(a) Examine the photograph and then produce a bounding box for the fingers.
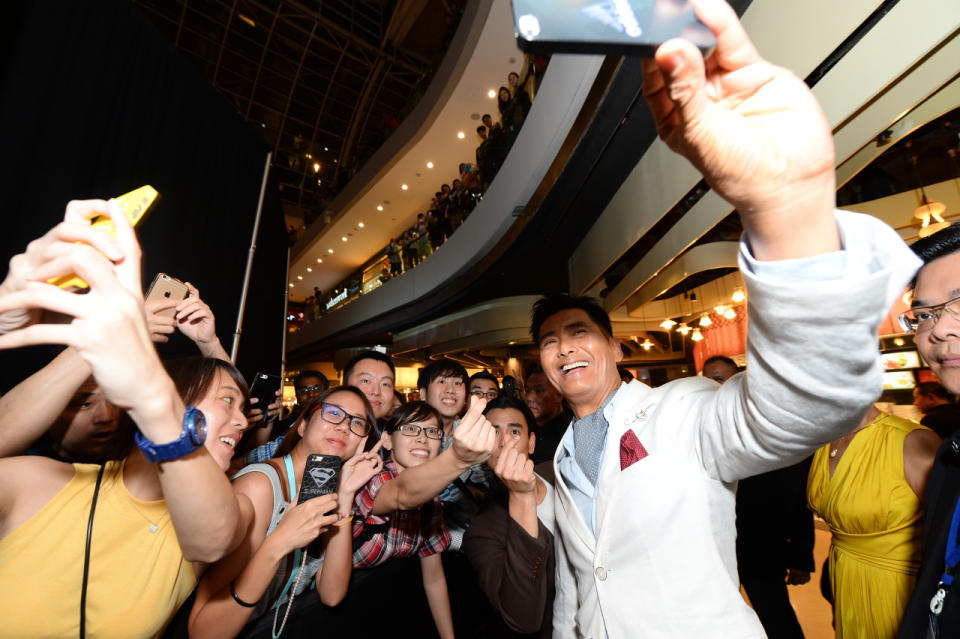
[104,199,143,293]
[689,0,761,70]
[0,322,80,351]
[367,439,384,456]
[652,37,709,133]
[0,282,93,319]
[145,298,178,314]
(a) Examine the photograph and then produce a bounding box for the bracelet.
[230,579,258,608]
[332,513,353,527]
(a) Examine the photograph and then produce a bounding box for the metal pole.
[231,151,272,362]
[280,246,291,381]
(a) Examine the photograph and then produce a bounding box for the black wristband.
[230,579,257,608]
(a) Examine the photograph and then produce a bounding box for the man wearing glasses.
[294,370,329,406]
[898,224,960,637]
[468,371,500,402]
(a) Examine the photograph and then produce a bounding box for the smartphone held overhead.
[145,273,189,318]
[48,185,160,289]
[511,0,715,56]
[249,373,282,423]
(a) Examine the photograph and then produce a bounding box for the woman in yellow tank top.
[0,201,251,638]
[807,405,940,638]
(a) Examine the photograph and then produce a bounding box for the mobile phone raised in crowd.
[297,454,343,504]
[510,0,716,57]
[49,185,160,289]
[248,373,282,423]
[145,273,189,318]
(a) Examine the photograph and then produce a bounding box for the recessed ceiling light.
[488,89,496,98]
[358,222,364,228]
[401,184,408,191]
[323,147,329,151]
[377,205,383,211]
[289,283,294,287]
[426,161,434,169]
[297,275,303,280]
[457,131,465,139]
[341,236,348,242]
[313,162,320,173]
[306,267,312,272]
[328,248,334,254]
[317,258,322,263]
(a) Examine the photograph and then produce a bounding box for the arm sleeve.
[696,211,923,482]
[463,498,554,634]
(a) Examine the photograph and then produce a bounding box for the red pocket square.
[620,430,648,470]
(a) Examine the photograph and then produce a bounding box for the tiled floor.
[790,522,834,639]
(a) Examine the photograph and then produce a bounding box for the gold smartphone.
[145,273,189,318]
[49,185,159,289]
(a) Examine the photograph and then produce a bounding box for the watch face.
[189,407,208,445]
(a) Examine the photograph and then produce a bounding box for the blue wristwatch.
[135,406,207,463]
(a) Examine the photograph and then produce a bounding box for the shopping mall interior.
[2,0,959,637]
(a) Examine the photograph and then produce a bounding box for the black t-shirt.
[923,404,960,440]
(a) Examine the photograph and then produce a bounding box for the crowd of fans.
[6,5,960,639]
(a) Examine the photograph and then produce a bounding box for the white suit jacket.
[551,211,921,639]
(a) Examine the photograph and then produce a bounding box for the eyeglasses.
[898,296,960,333]
[307,402,370,437]
[396,423,443,440]
[470,389,499,400]
[298,384,324,396]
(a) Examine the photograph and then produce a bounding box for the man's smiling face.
[912,251,960,394]
[538,308,623,418]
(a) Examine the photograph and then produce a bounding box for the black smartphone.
[248,373,281,423]
[297,454,343,504]
[511,0,716,57]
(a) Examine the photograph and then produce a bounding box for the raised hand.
[493,436,536,496]
[175,282,216,344]
[339,439,385,498]
[451,395,496,467]
[272,492,340,552]
[641,0,838,260]
[0,200,179,435]
[144,298,177,343]
[246,390,282,428]
[0,200,124,334]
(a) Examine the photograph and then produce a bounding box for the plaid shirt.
[351,458,451,568]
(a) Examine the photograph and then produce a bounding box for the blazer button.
[595,566,607,581]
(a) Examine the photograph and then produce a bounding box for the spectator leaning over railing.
[0,199,246,637]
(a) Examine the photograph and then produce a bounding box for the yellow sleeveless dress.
[807,414,927,639]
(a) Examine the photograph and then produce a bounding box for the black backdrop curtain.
[0,1,288,392]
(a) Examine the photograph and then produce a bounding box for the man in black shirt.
[915,380,960,439]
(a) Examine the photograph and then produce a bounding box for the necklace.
[122,481,166,533]
[829,414,883,458]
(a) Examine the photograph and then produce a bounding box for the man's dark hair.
[483,395,539,435]
[916,381,952,401]
[382,400,441,434]
[469,370,499,389]
[275,385,378,457]
[294,369,328,391]
[417,359,468,390]
[530,294,614,346]
[508,71,519,81]
[703,355,738,373]
[910,222,960,284]
[476,125,486,134]
[343,350,395,384]
[524,364,546,382]
[482,113,492,121]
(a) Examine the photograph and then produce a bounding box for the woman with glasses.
[188,386,383,639]
[347,401,455,639]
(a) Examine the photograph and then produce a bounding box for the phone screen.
[512,0,715,56]
[298,454,343,504]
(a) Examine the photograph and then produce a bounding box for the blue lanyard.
[943,496,960,586]
[272,455,302,608]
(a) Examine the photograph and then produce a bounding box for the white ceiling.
[288,1,525,298]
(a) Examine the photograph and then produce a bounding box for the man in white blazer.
[536,0,923,637]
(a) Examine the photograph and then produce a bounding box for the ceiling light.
[691,328,704,342]
[401,184,408,191]
[341,236,348,242]
[313,162,320,173]
[426,161,434,169]
[306,267,312,272]
[377,205,383,211]
[641,338,654,351]
[289,283,294,287]
[731,287,745,303]
[659,318,677,331]
[328,249,334,254]
[317,258,323,263]
[358,222,364,228]
[488,89,496,98]
[297,276,303,280]
[699,314,712,327]
[676,323,691,336]
[915,193,949,238]
[723,307,736,320]
[457,131,465,139]
[238,14,256,27]
[323,147,329,152]
[714,305,727,315]
[893,337,905,346]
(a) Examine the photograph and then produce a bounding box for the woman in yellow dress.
[807,405,940,638]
